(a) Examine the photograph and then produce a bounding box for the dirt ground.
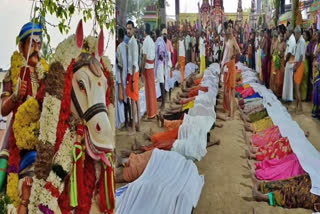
[116,86,320,214]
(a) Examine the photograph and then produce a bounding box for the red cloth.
[252,125,282,148]
[142,127,180,151]
[144,68,158,118]
[255,153,305,181]
[256,137,292,161]
[127,72,139,101]
[187,86,208,98]
[240,87,255,98]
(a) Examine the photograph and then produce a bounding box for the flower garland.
[36,58,50,80]
[38,95,61,145]
[100,58,114,107]
[29,59,74,212]
[28,129,76,213]
[10,51,26,92]
[12,97,40,150]
[54,59,74,152]
[7,126,21,208]
[7,51,48,208]
[52,35,81,70]
[6,173,19,208]
[10,51,48,93]
[75,153,95,214]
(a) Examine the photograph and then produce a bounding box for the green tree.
[127,0,153,28]
[291,0,299,28]
[41,39,53,63]
[273,0,280,26]
[33,0,115,46]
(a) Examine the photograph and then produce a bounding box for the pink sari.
[240,87,255,98]
[252,125,282,147]
[255,153,305,181]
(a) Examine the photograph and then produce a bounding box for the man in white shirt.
[116,28,129,128]
[127,20,141,135]
[141,23,158,119]
[282,25,296,103]
[185,31,191,63]
[293,26,306,113]
[191,31,197,63]
[178,31,186,83]
[199,31,206,74]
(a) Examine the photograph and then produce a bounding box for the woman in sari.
[270,30,279,93]
[276,32,286,97]
[247,137,292,161]
[252,174,320,211]
[312,60,320,119]
[301,30,311,101]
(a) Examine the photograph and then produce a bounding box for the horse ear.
[98,29,104,57]
[76,20,84,49]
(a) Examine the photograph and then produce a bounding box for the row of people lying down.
[115,67,224,183]
[235,83,320,211]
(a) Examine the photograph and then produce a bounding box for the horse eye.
[78,80,86,90]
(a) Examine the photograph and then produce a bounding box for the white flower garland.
[38,94,61,145]
[102,56,112,74]
[29,129,75,212]
[52,35,81,70]
[53,129,75,171]
[28,177,45,213]
[35,58,49,80]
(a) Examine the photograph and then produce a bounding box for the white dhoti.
[156,62,165,84]
[282,63,294,101]
[165,52,174,92]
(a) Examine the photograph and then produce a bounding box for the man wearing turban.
[0,21,44,213]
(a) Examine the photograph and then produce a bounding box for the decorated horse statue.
[3,20,115,214]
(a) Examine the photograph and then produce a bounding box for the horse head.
[53,20,115,162]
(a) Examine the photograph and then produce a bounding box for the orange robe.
[179,56,186,83]
[144,66,158,118]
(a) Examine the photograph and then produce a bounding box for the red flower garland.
[44,182,60,198]
[99,154,115,214]
[8,128,20,170]
[75,153,96,214]
[58,175,72,214]
[100,59,114,107]
[55,59,74,152]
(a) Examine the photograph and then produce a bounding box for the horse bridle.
[71,59,108,123]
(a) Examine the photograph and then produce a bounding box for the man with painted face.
[1,22,42,116]
[0,21,44,214]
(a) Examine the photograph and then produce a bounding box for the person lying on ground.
[246,137,292,161]
[247,155,305,182]
[115,134,221,183]
[251,173,320,211]
[129,119,223,152]
[243,116,274,133]
[239,106,268,123]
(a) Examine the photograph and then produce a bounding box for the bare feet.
[128,128,136,136]
[252,185,269,202]
[249,145,258,154]
[206,139,221,148]
[305,131,310,138]
[115,168,126,183]
[132,137,142,151]
[120,150,132,158]
[247,159,256,170]
[216,123,224,128]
